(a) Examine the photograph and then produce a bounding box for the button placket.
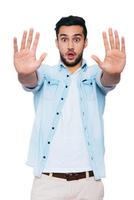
[42,80,70,165]
[45,77,70,162]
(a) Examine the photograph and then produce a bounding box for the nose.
[68,39,74,49]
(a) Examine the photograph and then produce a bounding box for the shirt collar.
[58,59,88,72]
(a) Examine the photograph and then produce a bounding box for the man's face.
[56,25,87,68]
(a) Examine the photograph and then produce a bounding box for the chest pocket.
[82,78,95,100]
[44,78,59,100]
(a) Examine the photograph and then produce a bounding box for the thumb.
[36,53,47,68]
[91,55,103,68]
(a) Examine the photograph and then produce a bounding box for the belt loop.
[86,171,89,178]
[49,173,53,177]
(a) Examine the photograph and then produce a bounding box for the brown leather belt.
[42,171,94,181]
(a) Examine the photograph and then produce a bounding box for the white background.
[0,0,133,199]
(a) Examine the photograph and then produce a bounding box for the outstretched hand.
[13,28,47,75]
[91,28,126,75]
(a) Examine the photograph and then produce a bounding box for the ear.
[84,38,88,48]
[55,38,59,49]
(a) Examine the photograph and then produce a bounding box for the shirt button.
[61,98,64,100]
[48,141,50,144]
[91,156,93,160]
[65,85,68,88]
[56,112,59,115]
[83,112,84,115]
[52,127,55,130]
[67,75,69,77]
[88,142,90,146]
[43,156,46,159]
[48,81,50,84]
[90,82,93,85]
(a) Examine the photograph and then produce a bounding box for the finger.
[26,28,34,49]
[102,31,110,52]
[13,37,18,54]
[20,31,27,50]
[121,37,126,53]
[39,53,47,63]
[109,28,115,49]
[36,53,47,67]
[114,30,120,49]
[91,55,103,67]
[32,32,40,52]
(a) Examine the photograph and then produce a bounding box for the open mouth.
[66,52,76,60]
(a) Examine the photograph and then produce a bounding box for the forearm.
[101,72,121,87]
[18,71,38,88]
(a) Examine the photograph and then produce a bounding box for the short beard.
[60,52,83,67]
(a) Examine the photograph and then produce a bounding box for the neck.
[66,61,82,73]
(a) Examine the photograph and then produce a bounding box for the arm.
[101,72,120,87]
[18,72,38,88]
[13,28,47,88]
[92,28,126,87]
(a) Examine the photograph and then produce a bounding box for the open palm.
[92,28,126,75]
[14,29,46,75]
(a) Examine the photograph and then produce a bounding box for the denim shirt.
[24,61,115,180]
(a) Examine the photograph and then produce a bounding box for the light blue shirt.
[24,60,115,180]
[44,67,92,172]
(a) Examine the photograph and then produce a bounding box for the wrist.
[18,71,38,87]
[101,71,121,86]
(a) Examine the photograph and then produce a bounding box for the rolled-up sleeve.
[23,65,46,93]
[95,66,115,95]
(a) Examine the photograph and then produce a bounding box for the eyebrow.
[59,33,83,37]
[59,34,67,37]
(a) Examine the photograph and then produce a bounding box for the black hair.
[55,15,87,40]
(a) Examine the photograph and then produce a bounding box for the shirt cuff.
[96,70,116,94]
[22,69,44,93]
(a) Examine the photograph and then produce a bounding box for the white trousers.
[31,174,104,200]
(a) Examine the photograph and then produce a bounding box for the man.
[13,16,126,200]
